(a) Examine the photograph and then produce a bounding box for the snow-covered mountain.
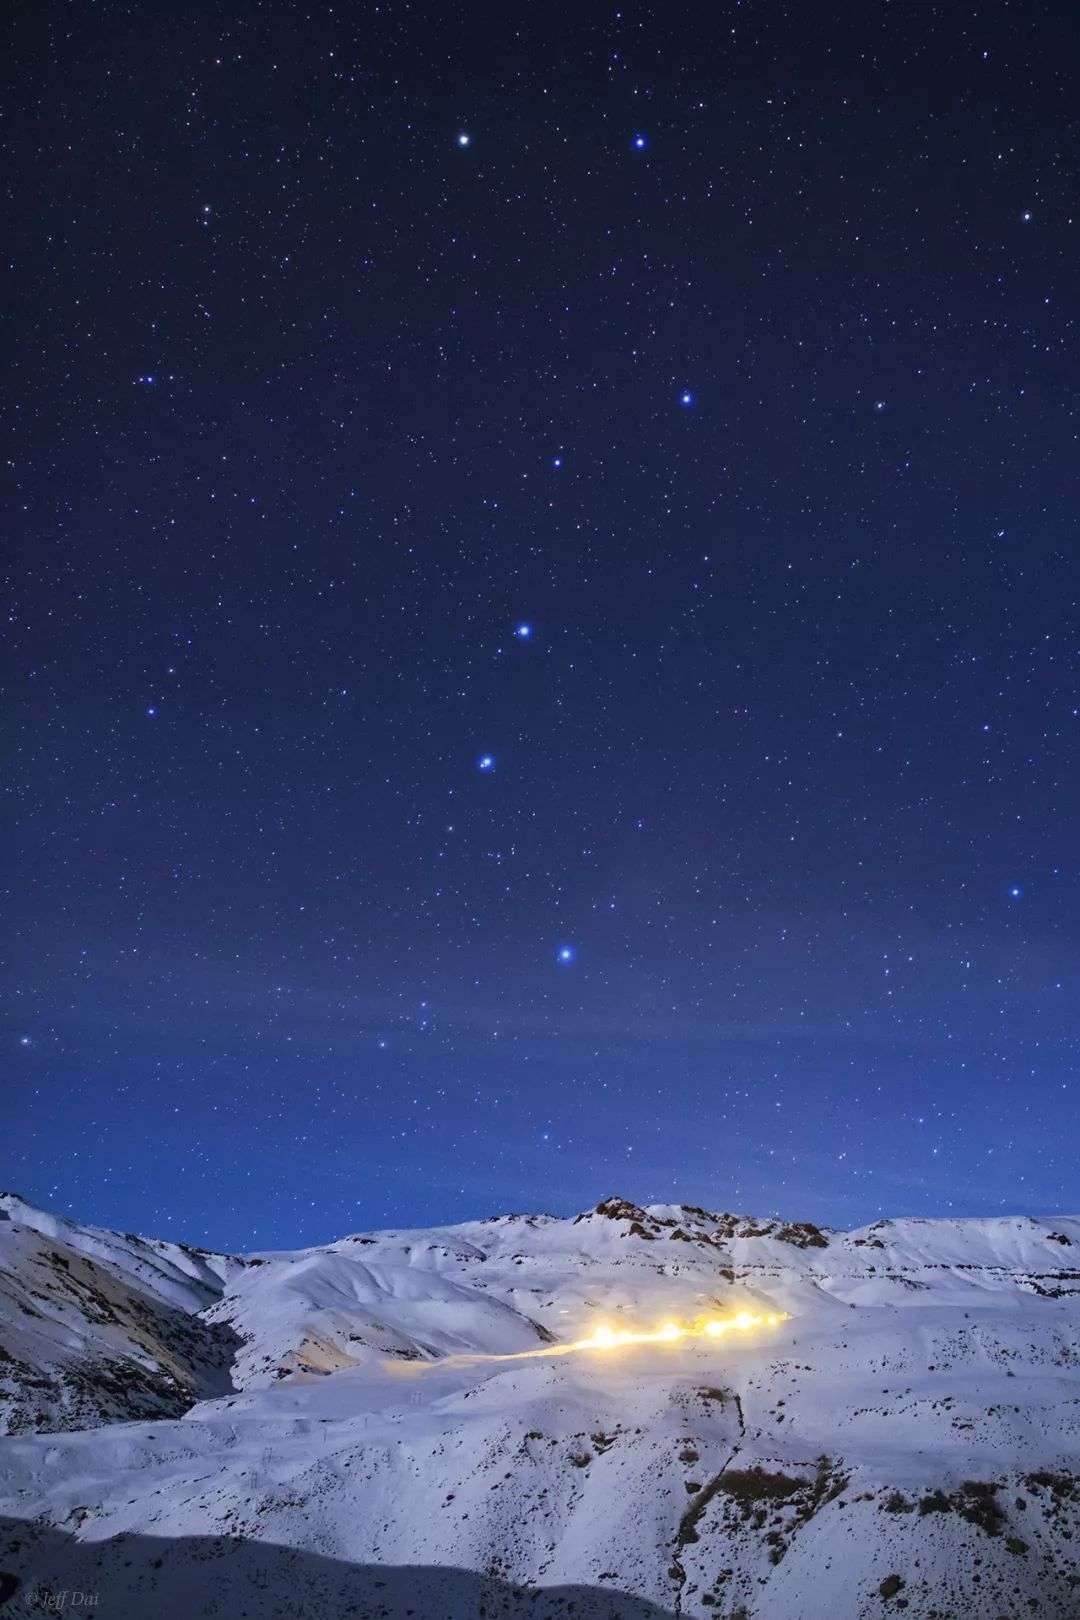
[1,1191,1078,1618]
[0,1193,241,1434]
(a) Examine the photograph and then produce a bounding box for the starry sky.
[6,2,1080,1251]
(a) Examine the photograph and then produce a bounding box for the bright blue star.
[478,754,495,772]
[557,946,575,963]
[514,624,532,639]
[456,131,471,148]
[679,390,694,407]
[146,706,157,716]
[1009,886,1022,899]
[552,455,563,468]
[632,134,648,150]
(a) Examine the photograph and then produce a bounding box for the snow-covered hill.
[1,1193,1079,1618]
[0,1193,240,1433]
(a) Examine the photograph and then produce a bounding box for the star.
[552,455,563,468]
[515,623,532,639]
[557,946,575,963]
[456,132,471,148]
[1009,886,1022,899]
[477,754,495,771]
[679,390,694,407]
[632,134,648,150]
[146,706,157,716]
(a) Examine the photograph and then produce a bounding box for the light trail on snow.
[400,1310,790,1371]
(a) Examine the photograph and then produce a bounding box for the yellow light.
[574,1312,785,1354]
[407,1309,789,1371]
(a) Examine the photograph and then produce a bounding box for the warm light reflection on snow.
[573,1310,787,1353]
[403,1310,789,1371]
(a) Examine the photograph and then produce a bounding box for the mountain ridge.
[2,1193,1079,1617]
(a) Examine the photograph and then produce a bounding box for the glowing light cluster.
[396,1308,789,1373]
[576,1310,786,1353]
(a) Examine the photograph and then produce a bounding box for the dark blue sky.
[6,1,1079,1250]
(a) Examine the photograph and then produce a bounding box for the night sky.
[6,3,1079,1251]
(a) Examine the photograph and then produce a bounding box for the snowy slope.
[0,1193,240,1433]
[208,1197,1080,1391]
[1,1194,1079,1619]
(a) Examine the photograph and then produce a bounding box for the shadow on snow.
[0,1516,679,1619]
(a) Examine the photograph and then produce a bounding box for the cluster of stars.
[6,0,1077,1247]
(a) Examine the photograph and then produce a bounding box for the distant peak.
[591,1196,649,1223]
